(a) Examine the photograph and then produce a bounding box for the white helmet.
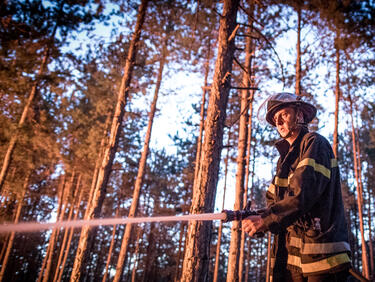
[264,92,317,126]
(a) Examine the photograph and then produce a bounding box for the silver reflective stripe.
[289,237,350,255]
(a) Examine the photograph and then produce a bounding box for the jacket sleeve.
[261,133,334,234]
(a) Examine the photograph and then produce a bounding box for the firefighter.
[243,93,351,281]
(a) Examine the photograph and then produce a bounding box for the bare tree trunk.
[0,173,29,281]
[0,20,58,192]
[348,95,370,279]
[180,2,239,280]
[193,37,212,186]
[0,48,49,191]
[86,115,111,213]
[102,208,119,282]
[69,2,149,281]
[142,223,155,282]
[238,5,256,279]
[174,223,187,282]
[332,30,340,158]
[131,226,142,282]
[37,175,66,282]
[295,5,301,96]
[113,24,166,282]
[42,172,72,282]
[226,42,251,282]
[213,131,232,282]
[53,174,81,282]
[57,181,84,282]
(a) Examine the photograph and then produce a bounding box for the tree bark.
[295,5,302,96]
[69,1,149,281]
[113,21,166,282]
[348,95,370,279]
[213,130,232,282]
[180,3,239,280]
[0,47,50,192]
[57,182,84,282]
[130,226,142,282]
[174,223,187,282]
[228,6,256,279]
[193,37,212,186]
[53,174,81,282]
[0,173,29,281]
[332,30,340,158]
[102,207,119,282]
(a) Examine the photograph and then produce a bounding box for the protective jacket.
[260,127,351,281]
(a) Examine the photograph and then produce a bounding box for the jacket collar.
[275,127,309,158]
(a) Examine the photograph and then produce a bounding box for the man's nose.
[276,116,284,125]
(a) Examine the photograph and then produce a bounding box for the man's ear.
[296,110,304,123]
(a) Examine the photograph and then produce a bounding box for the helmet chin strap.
[280,117,305,140]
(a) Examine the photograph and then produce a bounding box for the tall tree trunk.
[142,223,155,282]
[295,5,302,96]
[69,2,149,281]
[86,115,111,214]
[174,223,187,282]
[0,20,58,192]
[213,130,232,282]
[180,2,239,280]
[113,25,166,282]
[348,95,370,279]
[42,172,72,282]
[57,182,84,282]
[0,48,49,192]
[332,30,340,158]
[226,28,252,282]
[0,173,29,281]
[53,174,81,282]
[37,175,66,282]
[102,207,119,282]
[130,226,142,282]
[238,5,256,279]
[193,37,212,186]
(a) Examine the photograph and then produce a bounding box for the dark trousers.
[285,269,350,282]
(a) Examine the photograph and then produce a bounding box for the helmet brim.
[266,101,317,126]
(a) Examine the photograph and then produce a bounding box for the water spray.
[0,205,259,234]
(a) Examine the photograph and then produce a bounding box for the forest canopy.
[0,0,374,281]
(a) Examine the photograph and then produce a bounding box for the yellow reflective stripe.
[267,183,276,195]
[289,237,351,254]
[301,253,351,273]
[287,254,301,268]
[296,158,331,179]
[275,176,288,187]
[288,253,351,274]
[289,237,302,249]
[331,158,338,168]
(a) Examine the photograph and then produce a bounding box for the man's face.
[273,107,297,138]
